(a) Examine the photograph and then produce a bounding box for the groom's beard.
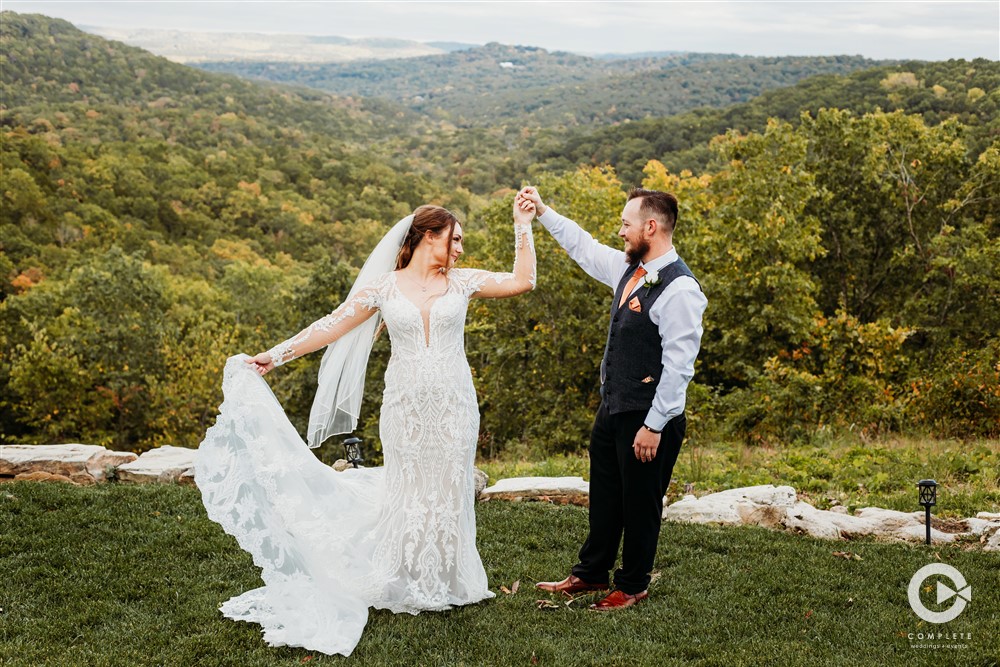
[625,236,651,265]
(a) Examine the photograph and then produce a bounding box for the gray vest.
[600,258,699,415]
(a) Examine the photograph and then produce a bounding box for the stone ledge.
[480,476,590,506]
[663,484,1000,549]
[117,445,196,486]
[0,444,137,485]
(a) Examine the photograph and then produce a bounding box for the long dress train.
[195,267,518,656]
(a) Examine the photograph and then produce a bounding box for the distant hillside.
[81,26,455,63]
[458,54,886,127]
[531,58,1000,183]
[0,12,423,139]
[197,46,887,127]
[0,11,454,266]
[197,42,655,99]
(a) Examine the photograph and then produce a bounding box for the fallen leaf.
[511,580,520,594]
[530,652,539,665]
[500,585,511,595]
[300,656,313,663]
[805,610,813,619]
[536,599,560,610]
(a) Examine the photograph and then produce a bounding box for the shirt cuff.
[538,207,560,226]
[644,407,670,433]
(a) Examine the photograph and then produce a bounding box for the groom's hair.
[627,188,678,234]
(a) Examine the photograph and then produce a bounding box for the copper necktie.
[618,266,647,307]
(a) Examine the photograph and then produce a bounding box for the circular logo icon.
[908,563,972,624]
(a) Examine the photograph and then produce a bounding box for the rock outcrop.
[479,476,590,506]
[663,484,1000,547]
[0,444,137,485]
[116,445,197,486]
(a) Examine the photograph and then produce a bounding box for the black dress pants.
[571,401,685,594]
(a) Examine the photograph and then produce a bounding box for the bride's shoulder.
[447,267,484,283]
[368,271,395,288]
[447,267,490,295]
[354,272,394,301]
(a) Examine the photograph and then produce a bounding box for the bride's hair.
[395,205,459,270]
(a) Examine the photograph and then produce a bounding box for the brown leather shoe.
[535,575,609,594]
[589,589,648,610]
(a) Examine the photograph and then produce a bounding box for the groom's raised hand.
[517,186,547,216]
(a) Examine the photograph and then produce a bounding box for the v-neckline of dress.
[391,271,449,348]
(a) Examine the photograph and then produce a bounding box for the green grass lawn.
[479,436,1000,518]
[1,481,998,666]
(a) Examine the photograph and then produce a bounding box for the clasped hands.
[515,186,547,218]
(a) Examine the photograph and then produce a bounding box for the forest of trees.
[2,12,997,458]
[198,46,884,127]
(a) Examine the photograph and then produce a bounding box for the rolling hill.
[197,46,887,127]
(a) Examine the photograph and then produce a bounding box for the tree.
[6,247,168,448]
[466,167,626,454]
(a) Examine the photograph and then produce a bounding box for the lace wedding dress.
[195,244,533,656]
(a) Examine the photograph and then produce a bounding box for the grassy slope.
[2,482,997,666]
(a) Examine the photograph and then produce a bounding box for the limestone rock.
[663,484,964,544]
[116,446,196,485]
[966,517,1000,536]
[331,459,353,472]
[480,476,589,506]
[0,444,137,484]
[13,471,80,485]
[979,523,1000,551]
[473,468,489,499]
[783,501,852,539]
[663,484,797,527]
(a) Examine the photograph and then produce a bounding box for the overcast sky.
[6,1,999,60]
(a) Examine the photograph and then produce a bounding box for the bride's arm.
[467,200,537,299]
[246,284,381,374]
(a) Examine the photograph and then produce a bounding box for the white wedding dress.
[195,266,526,656]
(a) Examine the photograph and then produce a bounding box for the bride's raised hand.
[513,196,535,225]
[245,352,275,376]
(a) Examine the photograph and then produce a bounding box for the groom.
[517,185,706,610]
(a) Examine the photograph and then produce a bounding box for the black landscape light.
[918,479,937,545]
[343,437,364,469]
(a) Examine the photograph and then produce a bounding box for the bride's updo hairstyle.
[395,205,459,271]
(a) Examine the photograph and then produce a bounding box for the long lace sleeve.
[267,284,383,367]
[454,222,536,299]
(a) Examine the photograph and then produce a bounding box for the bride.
[195,199,536,656]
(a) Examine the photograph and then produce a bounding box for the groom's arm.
[645,279,707,430]
[537,208,627,289]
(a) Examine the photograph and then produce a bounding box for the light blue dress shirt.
[538,207,707,431]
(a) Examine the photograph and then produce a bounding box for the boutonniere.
[642,269,661,293]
